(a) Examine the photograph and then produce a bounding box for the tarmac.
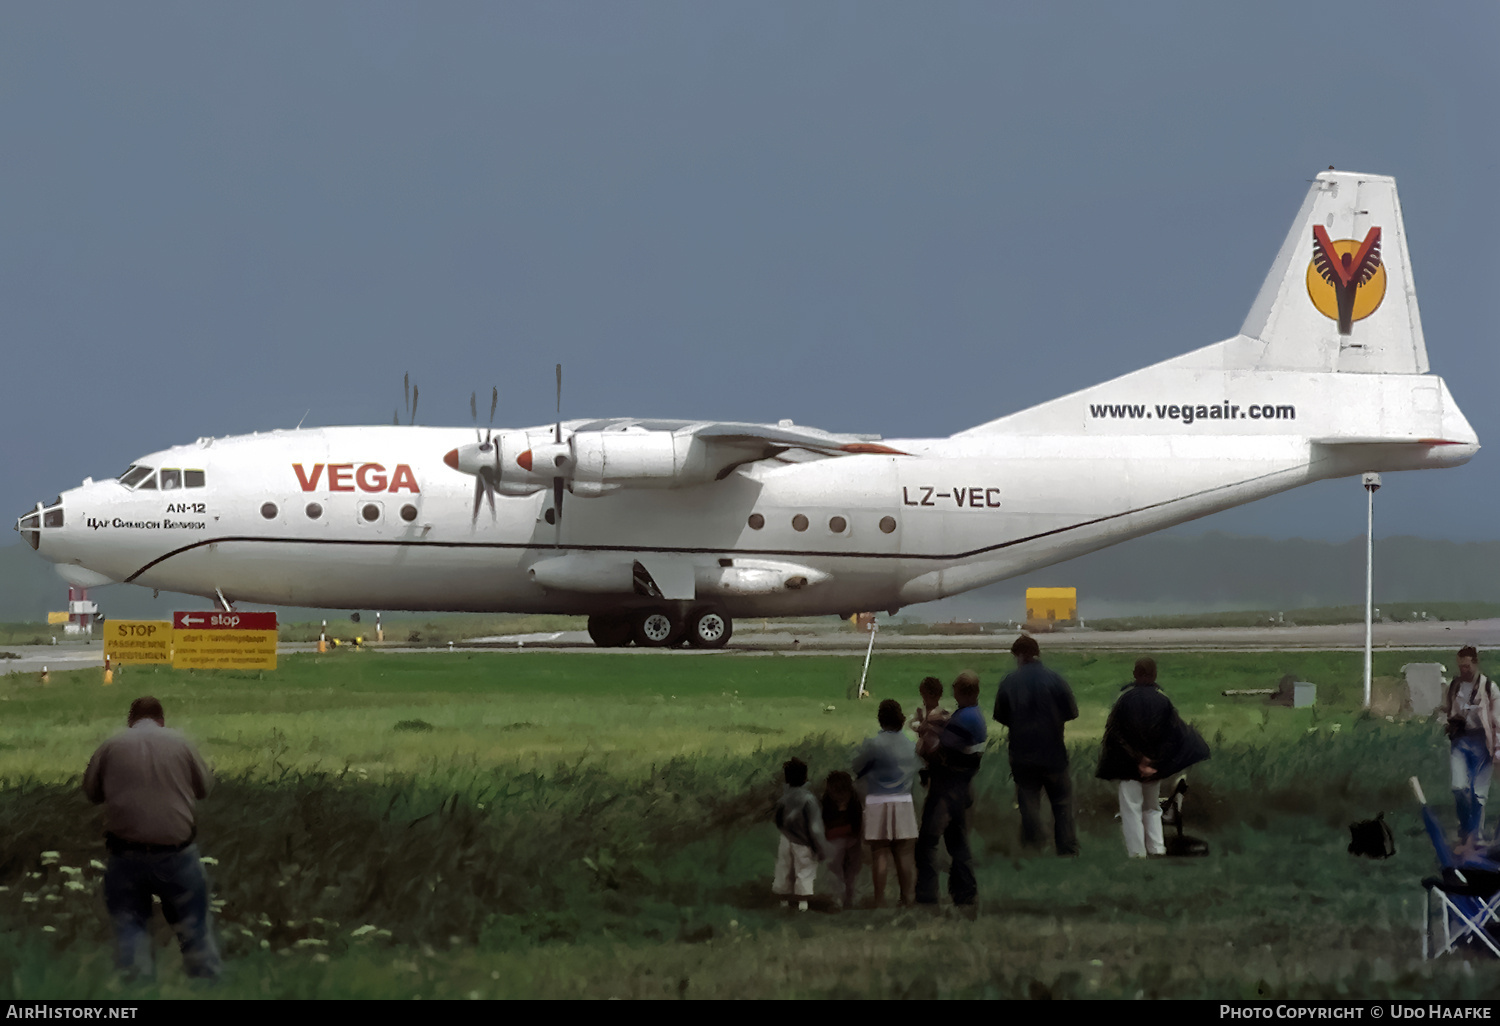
[5,619,1495,675]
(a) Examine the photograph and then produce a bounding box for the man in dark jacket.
[994,635,1080,855]
[1096,657,1211,857]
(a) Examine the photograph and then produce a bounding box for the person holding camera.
[1445,646,1500,843]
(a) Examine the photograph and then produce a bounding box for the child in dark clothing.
[821,771,863,909]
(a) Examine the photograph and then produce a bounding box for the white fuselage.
[19,172,1481,623]
[27,393,1476,618]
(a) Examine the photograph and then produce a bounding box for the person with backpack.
[1444,646,1500,843]
[1095,657,1210,858]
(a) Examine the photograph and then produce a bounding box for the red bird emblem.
[1311,225,1382,335]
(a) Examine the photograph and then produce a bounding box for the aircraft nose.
[16,506,41,550]
[15,497,63,551]
[444,448,460,471]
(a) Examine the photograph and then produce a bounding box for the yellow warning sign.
[103,620,174,664]
[172,629,277,670]
[47,611,70,625]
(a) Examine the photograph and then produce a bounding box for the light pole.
[1363,472,1382,710]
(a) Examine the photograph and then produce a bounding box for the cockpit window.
[137,471,157,490]
[118,465,153,488]
[43,508,63,528]
[185,469,205,488]
[160,469,181,490]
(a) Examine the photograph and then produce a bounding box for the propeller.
[397,373,419,426]
[469,386,501,526]
[552,364,564,535]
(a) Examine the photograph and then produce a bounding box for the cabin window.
[879,516,897,534]
[828,516,847,534]
[118,465,152,488]
[261,502,278,519]
[185,469,206,488]
[159,469,182,490]
[361,502,382,523]
[400,504,418,523]
[747,513,764,530]
[305,502,323,520]
[792,514,809,532]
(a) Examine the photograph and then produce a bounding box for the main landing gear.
[586,606,733,649]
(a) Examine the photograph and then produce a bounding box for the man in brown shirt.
[83,696,220,980]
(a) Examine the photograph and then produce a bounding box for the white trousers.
[772,836,818,896]
[1118,780,1165,858]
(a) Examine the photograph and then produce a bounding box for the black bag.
[1159,778,1210,857]
[1348,812,1395,858]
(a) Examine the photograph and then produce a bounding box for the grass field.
[2,646,1496,999]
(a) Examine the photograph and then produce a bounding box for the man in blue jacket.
[916,671,987,907]
[994,635,1080,856]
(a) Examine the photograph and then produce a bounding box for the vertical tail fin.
[1239,171,1428,374]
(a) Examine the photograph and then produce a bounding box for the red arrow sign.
[173,612,278,631]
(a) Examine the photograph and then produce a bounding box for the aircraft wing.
[687,421,906,456]
[446,418,908,501]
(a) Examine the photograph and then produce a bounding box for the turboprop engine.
[446,427,774,498]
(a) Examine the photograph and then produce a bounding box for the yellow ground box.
[103,620,174,664]
[47,611,70,625]
[173,629,277,670]
[1025,587,1077,622]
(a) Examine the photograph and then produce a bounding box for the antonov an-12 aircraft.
[16,171,1479,648]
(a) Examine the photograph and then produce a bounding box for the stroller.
[1412,777,1500,959]
[1159,777,1209,856]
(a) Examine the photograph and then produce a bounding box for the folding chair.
[1412,777,1500,959]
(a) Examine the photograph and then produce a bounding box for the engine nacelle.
[570,431,700,486]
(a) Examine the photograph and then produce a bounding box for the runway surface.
[5,619,1495,675]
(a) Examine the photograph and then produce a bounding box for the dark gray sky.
[4,2,1497,543]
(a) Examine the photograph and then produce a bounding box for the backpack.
[1348,812,1395,858]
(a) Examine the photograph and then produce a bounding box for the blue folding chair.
[1413,777,1500,959]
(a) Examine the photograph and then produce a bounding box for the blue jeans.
[915,772,976,905]
[1451,734,1493,841]
[103,843,221,979]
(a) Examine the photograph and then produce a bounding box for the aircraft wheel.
[633,608,680,648]
[685,608,732,649]
[587,614,633,648]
